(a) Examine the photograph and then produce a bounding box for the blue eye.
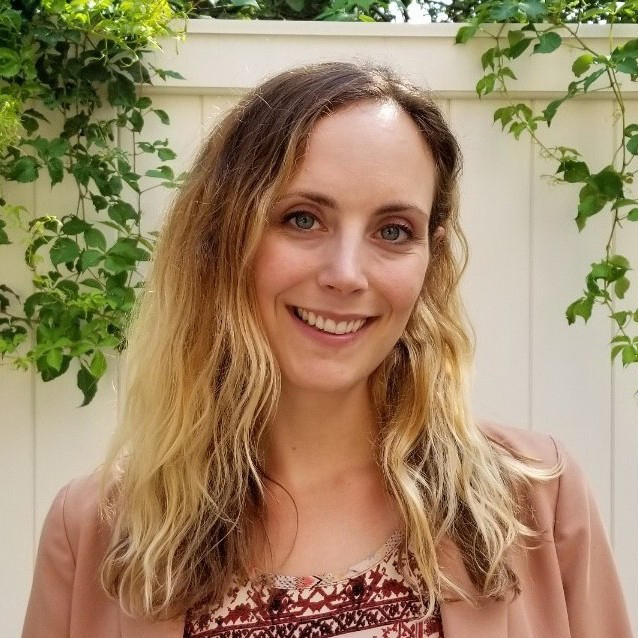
[379,223,413,242]
[283,212,316,230]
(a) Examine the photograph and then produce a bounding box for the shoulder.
[477,420,597,531]
[477,419,560,469]
[44,470,112,557]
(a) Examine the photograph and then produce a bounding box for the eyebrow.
[278,190,430,220]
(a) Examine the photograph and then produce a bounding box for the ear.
[433,225,445,241]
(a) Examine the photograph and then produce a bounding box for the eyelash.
[281,211,415,243]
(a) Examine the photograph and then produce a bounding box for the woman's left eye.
[378,223,414,243]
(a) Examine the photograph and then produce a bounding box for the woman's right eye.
[282,211,317,231]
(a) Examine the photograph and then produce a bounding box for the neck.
[263,379,379,489]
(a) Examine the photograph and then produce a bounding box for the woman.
[22,62,632,638]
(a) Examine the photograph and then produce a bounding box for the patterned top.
[184,531,444,638]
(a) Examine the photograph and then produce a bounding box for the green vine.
[0,0,188,405]
[456,0,638,383]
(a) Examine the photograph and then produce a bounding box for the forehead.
[283,100,435,208]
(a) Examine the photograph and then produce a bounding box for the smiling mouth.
[291,306,370,335]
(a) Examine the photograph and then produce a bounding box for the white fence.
[1,20,637,635]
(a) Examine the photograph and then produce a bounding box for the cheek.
[252,236,309,309]
[375,257,428,317]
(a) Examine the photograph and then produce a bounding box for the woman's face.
[253,100,438,394]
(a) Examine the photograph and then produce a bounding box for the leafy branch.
[0,0,188,405]
[456,0,638,381]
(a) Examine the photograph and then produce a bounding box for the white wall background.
[1,21,637,636]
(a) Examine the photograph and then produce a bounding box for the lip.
[287,306,374,344]
[287,305,372,323]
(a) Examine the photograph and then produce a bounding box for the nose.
[316,232,369,294]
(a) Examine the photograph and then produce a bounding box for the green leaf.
[62,216,92,235]
[621,345,638,365]
[108,201,138,225]
[46,158,64,186]
[129,110,144,133]
[591,170,623,198]
[520,0,546,20]
[611,344,625,362]
[152,109,170,125]
[508,29,525,46]
[24,292,49,319]
[154,68,185,81]
[64,113,89,137]
[627,136,638,155]
[628,208,638,221]
[84,228,107,251]
[533,32,561,54]
[612,198,638,210]
[109,238,149,262]
[0,220,9,246]
[481,47,497,70]
[90,194,108,211]
[615,276,630,299]
[46,349,64,372]
[145,166,174,180]
[79,278,104,290]
[48,137,69,158]
[455,25,477,45]
[77,365,98,406]
[90,350,107,378]
[494,106,515,129]
[543,98,565,125]
[490,2,518,20]
[109,176,123,196]
[507,38,532,60]
[612,311,629,327]
[55,280,79,298]
[609,254,631,269]
[136,96,152,109]
[559,160,589,183]
[476,74,496,97]
[21,115,39,134]
[108,73,137,108]
[566,295,594,324]
[10,157,39,183]
[50,237,80,265]
[583,68,605,92]
[591,262,613,280]
[0,47,21,77]
[157,148,177,161]
[499,66,517,80]
[617,58,638,74]
[286,0,305,10]
[80,249,103,270]
[573,54,594,77]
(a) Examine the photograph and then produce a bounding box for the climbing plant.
[0,0,187,405]
[456,0,638,380]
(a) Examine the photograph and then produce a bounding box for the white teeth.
[294,307,367,335]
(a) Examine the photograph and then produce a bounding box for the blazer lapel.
[437,537,508,638]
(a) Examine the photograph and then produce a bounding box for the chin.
[282,365,369,395]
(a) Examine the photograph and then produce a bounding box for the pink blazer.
[22,423,633,638]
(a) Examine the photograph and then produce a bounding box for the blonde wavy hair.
[100,61,559,620]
